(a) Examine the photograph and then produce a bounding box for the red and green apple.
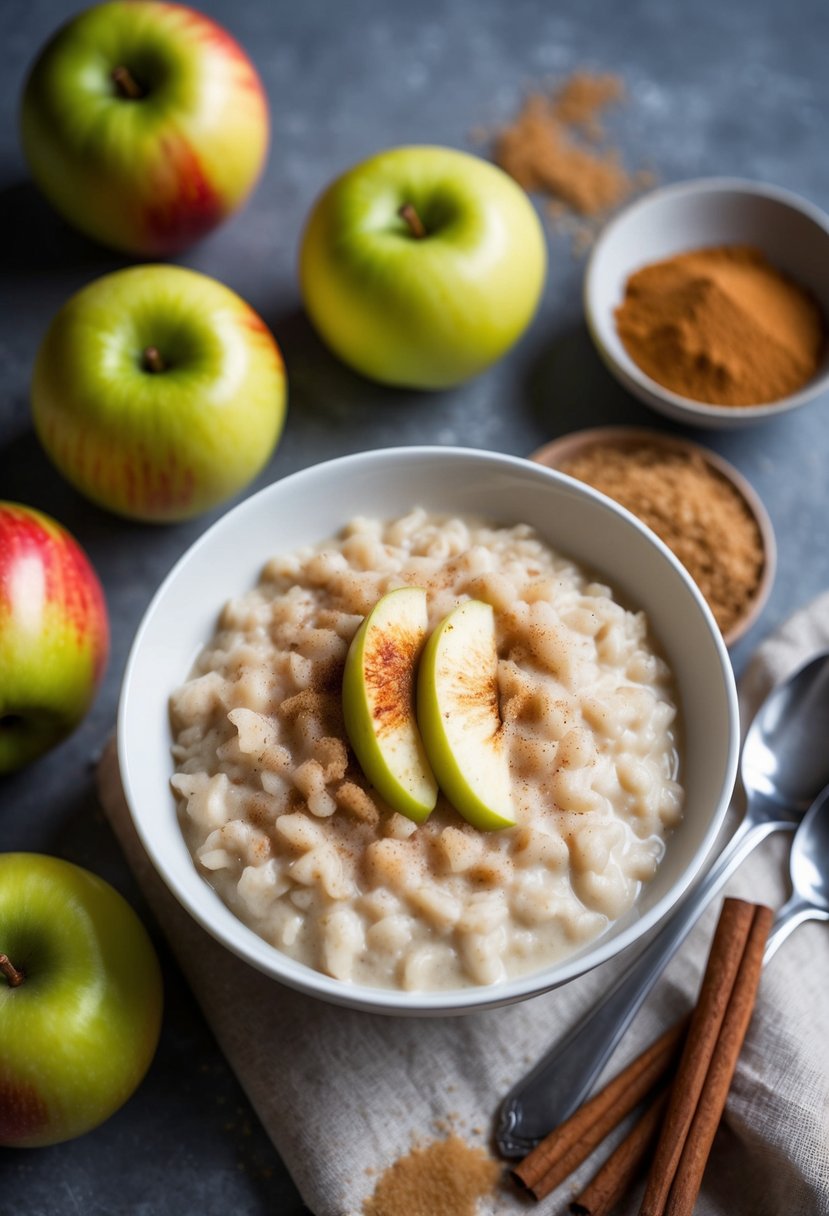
[299,145,547,389]
[31,265,287,523]
[0,504,109,775]
[20,0,269,256]
[0,853,163,1147]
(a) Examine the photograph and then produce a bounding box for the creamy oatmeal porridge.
[170,510,683,990]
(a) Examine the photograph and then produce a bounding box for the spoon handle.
[765,895,829,962]
[496,812,788,1157]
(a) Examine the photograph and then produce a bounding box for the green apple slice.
[342,587,438,823]
[417,600,515,831]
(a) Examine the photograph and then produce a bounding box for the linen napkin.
[98,592,829,1216]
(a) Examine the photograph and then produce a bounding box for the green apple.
[0,503,109,774]
[0,854,163,1147]
[343,587,438,822]
[31,265,287,523]
[417,600,515,830]
[20,0,269,256]
[299,145,547,389]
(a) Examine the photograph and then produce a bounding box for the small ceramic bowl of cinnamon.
[584,178,829,428]
[530,426,776,647]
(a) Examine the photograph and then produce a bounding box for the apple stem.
[398,203,428,239]
[142,346,167,374]
[0,954,24,988]
[111,66,145,101]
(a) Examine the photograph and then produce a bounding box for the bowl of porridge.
[118,446,739,1015]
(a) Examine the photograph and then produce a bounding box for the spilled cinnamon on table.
[491,70,653,253]
[362,1134,500,1216]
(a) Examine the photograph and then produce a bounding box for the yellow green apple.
[0,854,163,1147]
[0,503,109,774]
[342,587,438,823]
[299,145,547,388]
[417,600,515,830]
[31,265,287,523]
[20,0,269,256]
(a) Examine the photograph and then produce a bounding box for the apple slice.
[342,587,438,823]
[417,600,515,831]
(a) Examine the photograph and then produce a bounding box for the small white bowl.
[585,178,829,428]
[118,447,739,1016]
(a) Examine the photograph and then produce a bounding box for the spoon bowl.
[742,652,829,815]
[765,783,829,960]
[791,787,829,910]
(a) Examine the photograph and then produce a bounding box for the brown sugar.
[362,1135,501,1216]
[616,245,825,406]
[559,442,766,635]
[493,71,650,253]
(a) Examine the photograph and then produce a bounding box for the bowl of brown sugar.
[584,179,829,427]
[530,426,776,647]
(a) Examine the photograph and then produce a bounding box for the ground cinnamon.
[362,1135,500,1216]
[492,71,652,253]
[552,72,625,139]
[495,91,630,215]
[558,441,765,636]
[616,245,825,406]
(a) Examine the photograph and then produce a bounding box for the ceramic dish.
[530,427,776,648]
[584,178,829,428]
[118,446,739,1016]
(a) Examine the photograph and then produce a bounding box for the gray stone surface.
[1,0,827,1211]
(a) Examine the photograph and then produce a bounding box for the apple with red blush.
[0,854,163,1147]
[0,504,109,774]
[31,265,287,523]
[20,0,269,256]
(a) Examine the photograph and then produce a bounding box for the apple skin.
[299,145,547,389]
[31,265,287,523]
[0,504,109,775]
[0,854,163,1147]
[342,587,438,823]
[20,0,269,257]
[417,600,515,831]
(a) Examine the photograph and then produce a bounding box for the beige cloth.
[98,593,829,1216]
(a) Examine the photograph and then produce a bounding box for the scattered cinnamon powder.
[495,90,628,215]
[616,244,825,406]
[362,1135,501,1216]
[559,442,765,635]
[493,71,650,252]
[552,71,626,139]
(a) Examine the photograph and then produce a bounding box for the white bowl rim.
[118,445,740,1015]
[584,175,829,421]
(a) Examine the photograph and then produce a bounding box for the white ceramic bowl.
[118,447,739,1016]
[585,178,829,428]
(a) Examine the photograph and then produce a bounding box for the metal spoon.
[497,650,829,1157]
[764,782,829,961]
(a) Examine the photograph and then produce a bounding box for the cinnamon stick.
[512,1017,687,1200]
[639,899,766,1216]
[570,1089,668,1216]
[664,903,773,1216]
